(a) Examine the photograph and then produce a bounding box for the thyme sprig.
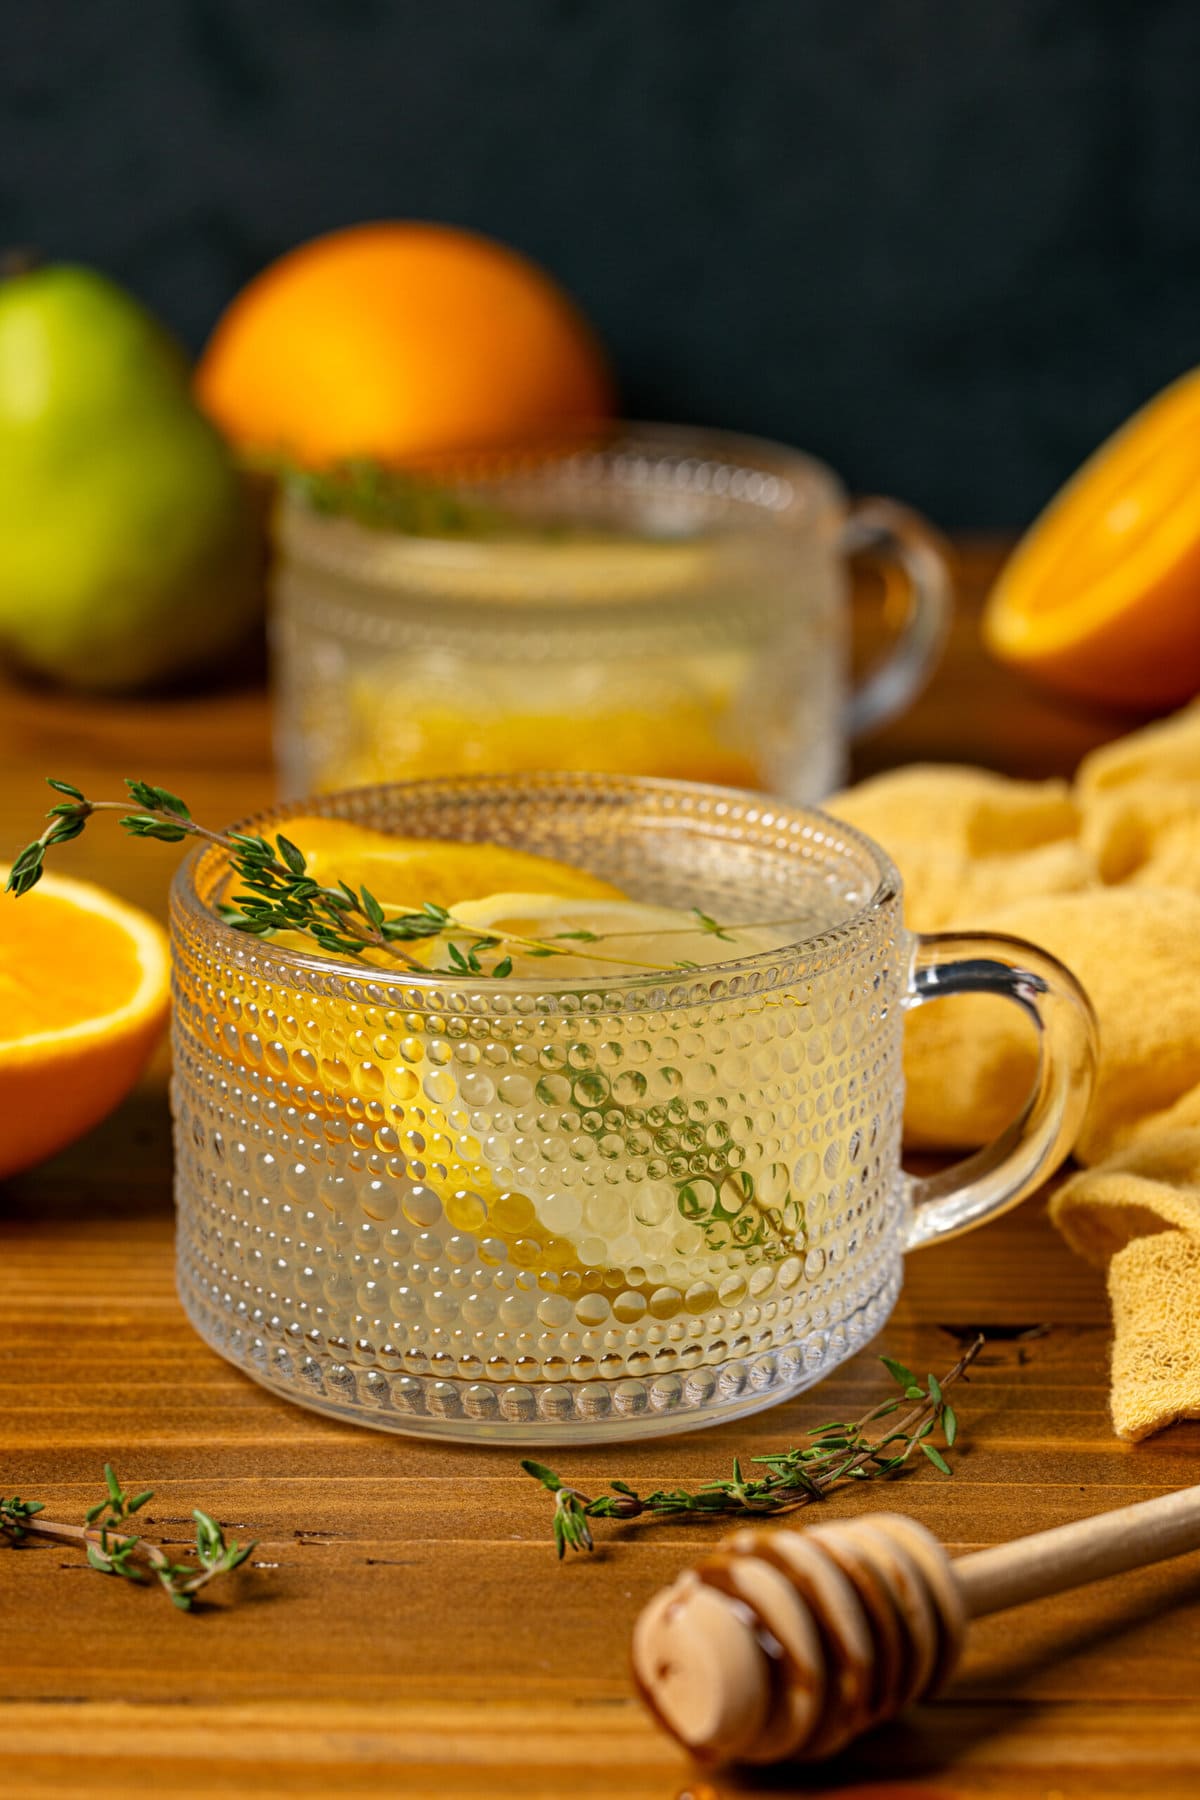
[1,1465,257,1610]
[284,458,521,539]
[7,778,805,979]
[6,778,437,970]
[523,1335,983,1557]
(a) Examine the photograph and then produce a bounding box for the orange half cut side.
[0,869,170,1180]
[984,366,1200,708]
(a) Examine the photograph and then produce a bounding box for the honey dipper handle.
[953,1484,1200,1619]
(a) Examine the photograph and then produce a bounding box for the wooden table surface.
[5,542,1200,1800]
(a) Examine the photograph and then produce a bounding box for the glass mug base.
[169,774,1096,1447]
[176,1234,904,1445]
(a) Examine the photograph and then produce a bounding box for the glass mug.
[171,773,1096,1444]
[270,424,952,801]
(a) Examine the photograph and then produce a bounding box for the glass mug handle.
[841,498,954,738]
[903,932,1099,1250]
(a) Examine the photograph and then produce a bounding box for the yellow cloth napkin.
[828,702,1200,1440]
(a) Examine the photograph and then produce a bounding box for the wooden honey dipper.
[632,1487,1200,1766]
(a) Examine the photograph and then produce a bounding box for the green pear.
[0,263,261,691]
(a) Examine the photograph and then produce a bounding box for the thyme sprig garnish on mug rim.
[523,1335,983,1558]
[1,1465,257,1611]
[7,777,814,979]
[281,456,525,539]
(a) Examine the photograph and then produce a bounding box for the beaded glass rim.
[170,772,902,1015]
[274,421,847,596]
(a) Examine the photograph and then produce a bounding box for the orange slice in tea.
[275,818,628,909]
[0,869,170,1179]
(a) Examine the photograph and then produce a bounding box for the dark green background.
[5,0,1198,525]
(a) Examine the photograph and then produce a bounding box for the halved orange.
[984,366,1200,707]
[0,869,170,1180]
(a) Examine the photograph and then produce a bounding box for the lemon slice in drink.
[424,894,797,1278]
[285,884,796,1287]
[371,532,715,605]
[447,892,791,978]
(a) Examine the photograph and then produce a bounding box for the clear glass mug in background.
[270,425,952,800]
[171,772,1096,1445]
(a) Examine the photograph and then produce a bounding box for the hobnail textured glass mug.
[171,773,1096,1444]
[271,424,952,801]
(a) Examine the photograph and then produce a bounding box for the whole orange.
[195,222,614,463]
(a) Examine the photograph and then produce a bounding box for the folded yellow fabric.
[865,837,1095,936]
[1108,1234,1200,1441]
[904,887,1200,1161]
[1051,1131,1200,1265]
[1082,784,1200,889]
[832,763,1079,857]
[829,705,1200,1440]
[830,772,1200,1160]
[1048,1134,1200,1439]
[1077,698,1200,797]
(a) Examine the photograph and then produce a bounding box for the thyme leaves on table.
[0,1465,257,1611]
[523,1335,983,1558]
[7,777,812,978]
